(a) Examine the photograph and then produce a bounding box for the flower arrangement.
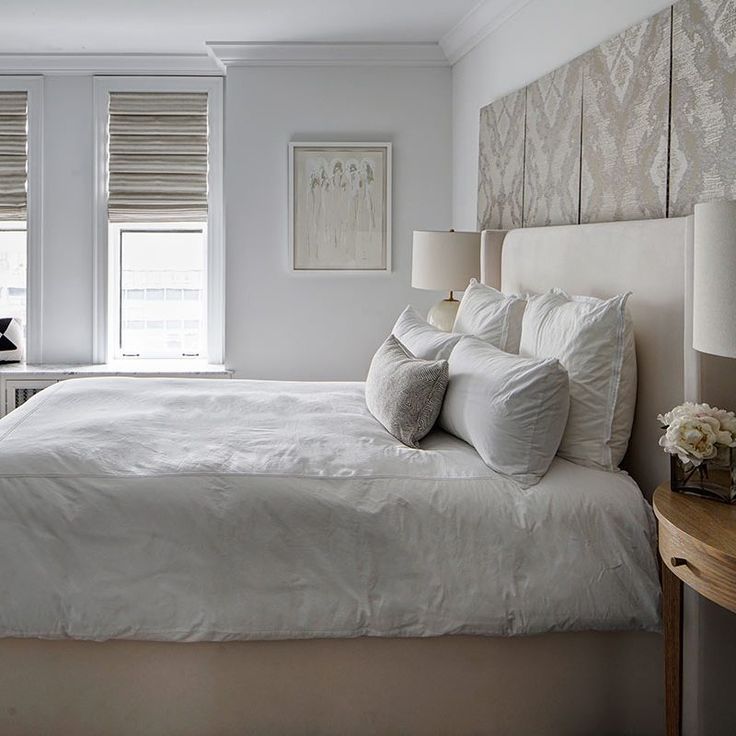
[659,402,736,503]
[658,402,736,465]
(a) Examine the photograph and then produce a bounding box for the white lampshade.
[411,230,481,292]
[693,201,736,359]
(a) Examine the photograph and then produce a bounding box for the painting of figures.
[290,143,391,270]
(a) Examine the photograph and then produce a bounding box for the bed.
[0,216,696,735]
[0,376,659,642]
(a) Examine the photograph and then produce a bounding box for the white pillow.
[519,289,636,471]
[440,336,569,488]
[452,279,527,353]
[392,305,462,360]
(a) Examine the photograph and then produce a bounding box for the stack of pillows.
[365,279,636,488]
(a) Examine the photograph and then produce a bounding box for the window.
[0,224,26,330]
[94,77,223,363]
[0,92,28,337]
[115,225,205,358]
[0,80,41,362]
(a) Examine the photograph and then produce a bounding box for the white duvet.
[0,377,660,642]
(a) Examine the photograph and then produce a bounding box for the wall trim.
[0,54,221,75]
[0,45,450,74]
[440,0,535,65]
[205,43,449,68]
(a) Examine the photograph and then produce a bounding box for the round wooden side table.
[653,483,736,736]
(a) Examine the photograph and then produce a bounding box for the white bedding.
[0,377,660,642]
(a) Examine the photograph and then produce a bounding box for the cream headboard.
[481,217,697,499]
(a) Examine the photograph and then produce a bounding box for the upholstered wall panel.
[670,0,736,217]
[523,61,583,227]
[477,0,736,231]
[477,89,526,230]
[580,9,671,223]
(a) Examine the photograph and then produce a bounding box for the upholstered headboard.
[481,217,697,498]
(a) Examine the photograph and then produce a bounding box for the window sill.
[0,360,232,377]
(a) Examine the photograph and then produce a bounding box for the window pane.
[120,230,204,357]
[0,226,27,333]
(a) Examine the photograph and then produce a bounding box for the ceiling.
[0,0,485,55]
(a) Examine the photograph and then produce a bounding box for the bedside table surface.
[654,484,736,560]
[654,483,736,736]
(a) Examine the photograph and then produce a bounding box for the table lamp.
[693,201,736,358]
[411,230,481,331]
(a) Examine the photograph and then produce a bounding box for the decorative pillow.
[392,305,462,360]
[440,336,569,488]
[452,279,527,353]
[519,289,636,471]
[365,334,449,448]
[0,317,23,364]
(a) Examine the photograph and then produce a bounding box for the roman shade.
[0,91,28,222]
[107,92,209,222]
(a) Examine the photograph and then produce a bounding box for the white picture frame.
[289,142,392,272]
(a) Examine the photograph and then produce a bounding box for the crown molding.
[440,0,535,65]
[0,54,222,75]
[205,42,449,68]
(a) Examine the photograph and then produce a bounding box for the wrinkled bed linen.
[0,377,660,642]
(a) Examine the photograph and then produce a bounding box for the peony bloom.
[658,402,701,427]
[695,404,736,440]
[658,402,736,465]
[659,416,720,466]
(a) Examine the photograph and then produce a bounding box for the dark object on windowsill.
[0,317,23,363]
[670,448,736,504]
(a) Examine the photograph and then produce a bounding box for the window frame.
[0,76,43,363]
[93,75,224,364]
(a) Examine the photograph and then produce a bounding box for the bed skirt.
[0,631,663,735]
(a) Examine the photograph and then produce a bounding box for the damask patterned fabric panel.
[580,9,671,223]
[477,88,526,230]
[523,60,583,227]
[670,0,736,217]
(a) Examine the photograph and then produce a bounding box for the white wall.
[40,75,95,363]
[16,65,451,374]
[224,65,452,379]
[451,0,673,229]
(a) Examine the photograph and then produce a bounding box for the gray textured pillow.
[365,334,449,448]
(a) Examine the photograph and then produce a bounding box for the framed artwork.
[289,142,392,271]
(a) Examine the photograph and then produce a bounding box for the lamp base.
[427,297,459,332]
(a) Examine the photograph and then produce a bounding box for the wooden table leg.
[662,559,682,736]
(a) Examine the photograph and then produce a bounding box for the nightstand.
[653,483,736,736]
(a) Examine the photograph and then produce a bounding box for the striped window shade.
[107,92,209,222]
[0,91,28,221]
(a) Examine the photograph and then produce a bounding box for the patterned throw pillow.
[365,334,449,448]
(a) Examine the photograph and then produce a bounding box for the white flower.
[658,402,701,427]
[658,402,736,458]
[696,404,736,442]
[658,415,720,466]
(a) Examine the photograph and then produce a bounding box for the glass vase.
[670,446,736,504]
